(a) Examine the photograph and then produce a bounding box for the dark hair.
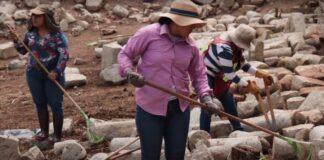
[159,17,173,25]
[27,8,61,33]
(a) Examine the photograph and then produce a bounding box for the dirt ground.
[0,0,308,158]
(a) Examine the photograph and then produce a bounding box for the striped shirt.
[204,41,256,87]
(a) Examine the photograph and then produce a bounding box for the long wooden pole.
[105,137,140,160]
[108,147,141,160]
[145,81,281,138]
[264,79,278,130]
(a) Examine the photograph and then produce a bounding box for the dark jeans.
[26,69,64,115]
[200,74,243,132]
[136,99,190,160]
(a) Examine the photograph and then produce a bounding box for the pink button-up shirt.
[118,23,211,116]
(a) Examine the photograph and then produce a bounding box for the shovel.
[263,79,278,131]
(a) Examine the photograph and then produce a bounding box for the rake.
[145,80,314,160]
[7,24,104,144]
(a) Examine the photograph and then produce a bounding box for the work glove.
[125,70,145,88]
[201,95,223,115]
[244,80,260,96]
[255,69,274,86]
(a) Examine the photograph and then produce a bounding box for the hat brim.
[30,9,45,15]
[159,13,206,28]
[228,30,250,50]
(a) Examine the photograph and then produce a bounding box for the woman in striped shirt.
[200,24,273,132]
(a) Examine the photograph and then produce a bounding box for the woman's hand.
[48,71,58,81]
[8,26,19,42]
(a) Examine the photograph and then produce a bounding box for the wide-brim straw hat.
[159,0,206,28]
[30,5,48,15]
[228,24,256,50]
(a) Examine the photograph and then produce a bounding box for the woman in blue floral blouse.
[9,5,69,145]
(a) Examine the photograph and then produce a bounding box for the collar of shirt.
[159,24,195,45]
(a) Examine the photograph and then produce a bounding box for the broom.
[145,80,313,160]
[6,24,104,144]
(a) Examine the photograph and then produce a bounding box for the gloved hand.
[125,70,145,88]
[255,69,274,86]
[245,80,260,96]
[201,95,223,115]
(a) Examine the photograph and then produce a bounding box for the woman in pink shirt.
[118,1,221,159]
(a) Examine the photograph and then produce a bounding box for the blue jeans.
[200,75,243,132]
[136,99,190,160]
[26,69,64,115]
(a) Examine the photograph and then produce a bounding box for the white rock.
[61,142,87,160]
[304,24,324,39]
[242,109,295,132]
[294,64,324,79]
[0,135,20,160]
[293,53,324,65]
[85,0,103,12]
[100,64,127,85]
[264,47,292,58]
[288,13,306,32]
[8,59,26,70]
[20,146,45,160]
[235,15,249,24]
[269,18,290,32]
[291,75,324,90]
[266,67,293,80]
[24,0,40,8]
[282,124,314,138]
[101,42,122,68]
[287,97,305,110]
[1,129,35,139]
[54,140,86,160]
[293,109,324,125]
[263,36,288,50]
[64,70,87,88]
[13,10,29,20]
[299,92,324,112]
[0,42,18,60]
[263,13,275,24]
[92,119,137,140]
[210,121,233,138]
[281,91,299,101]
[94,48,103,58]
[272,137,312,160]
[249,61,269,69]
[218,15,236,25]
[246,11,261,19]
[237,100,259,119]
[71,26,85,37]
[208,136,262,159]
[64,11,76,23]
[309,126,324,141]
[90,153,108,160]
[149,12,161,23]
[277,57,300,71]
[214,24,226,32]
[60,19,69,32]
[0,1,17,15]
[113,5,130,18]
[51,1,61,9]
